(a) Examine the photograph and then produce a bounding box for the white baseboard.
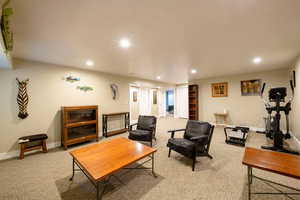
[292,134,300,149]
[0,141,61,161]
[0,132,106,161]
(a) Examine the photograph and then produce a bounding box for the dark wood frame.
[212,82,228,97]
[102,112,130,137]
[188,84,199,120]
[61,105,99,150]
[19,139,47,159]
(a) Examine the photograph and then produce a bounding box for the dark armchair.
[167,120,215,171]
[128,115,157,147]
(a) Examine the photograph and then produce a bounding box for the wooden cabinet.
[189,85,199,120]
[61,105,98,149]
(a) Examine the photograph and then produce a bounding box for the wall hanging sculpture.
[77,85,93,92]
[212,82,228,97]
[64,75,80,83]
[16,78,29,119]
[110,84,118,100]
[241,79,261,96]
[1,0,13,52]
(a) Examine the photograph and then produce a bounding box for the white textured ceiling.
[11,0,300,83]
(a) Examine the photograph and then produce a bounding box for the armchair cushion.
[167,138,195,157]
[184,121,211,141]
[137,116,156,131]
[129,129,152,141]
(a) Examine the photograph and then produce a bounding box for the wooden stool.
[18,134,48,159]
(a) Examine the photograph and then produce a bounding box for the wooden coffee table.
[242,147,300,200]
[69,137,157,200]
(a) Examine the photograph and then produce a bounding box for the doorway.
[166,90,174,117]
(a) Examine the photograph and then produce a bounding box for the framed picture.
[153,90,157,104]
[241,79,261,96]
[292,70,296,88]
[133,91,137,102]
[212,82,228,97]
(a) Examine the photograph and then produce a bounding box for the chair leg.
[42,140,48,153]
[168,148,171,157]
[192,156,196,171]
[150,140,153,147]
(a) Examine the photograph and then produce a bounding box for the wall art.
[241,79,261,96]
[16,78,29,119]
[212,82,228,97]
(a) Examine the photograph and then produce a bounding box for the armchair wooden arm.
[168,128,186,138]
[129,123,138,131]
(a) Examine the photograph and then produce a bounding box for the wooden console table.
[242,147,300,200]
[102,112,130,137]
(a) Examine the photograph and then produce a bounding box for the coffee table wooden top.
[242,147,300,179]
[70,137,156,181]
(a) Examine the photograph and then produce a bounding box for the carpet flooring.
[0,118,300,200]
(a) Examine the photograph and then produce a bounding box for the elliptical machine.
[260,80,299,155]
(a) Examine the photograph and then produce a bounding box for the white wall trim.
[292,134,300,149]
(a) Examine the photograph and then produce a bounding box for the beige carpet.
[0,118,300,200]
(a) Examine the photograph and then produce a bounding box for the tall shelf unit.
[188,84,199,120]
[61,105,99,149]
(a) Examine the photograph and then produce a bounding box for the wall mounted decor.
[16,78,29,119]
[1,0,13,52]
[241,79,261,96]
[133,91,137,102]
[153,90,157,104]
[64,75,80,83]
[212,82,228,97]
[77,86,93,92]
[292,70,296,88]
[110,84,118,100]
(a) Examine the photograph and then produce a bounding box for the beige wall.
[191,69,291,129]
[291,57,300,139]
[0,59,172,154]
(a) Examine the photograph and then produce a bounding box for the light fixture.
[119,38,131,49]
[86,60,94,66]
[156,76,161,80]
[253,57,262,64]
[191,69,197,74]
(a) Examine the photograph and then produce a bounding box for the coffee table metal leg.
[97,176,111,200]
[152,153,157,178]
[248,166,252,200]
[69,158,75,181]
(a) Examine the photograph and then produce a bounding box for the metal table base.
[69,153,156,200]
[247,166,300,200]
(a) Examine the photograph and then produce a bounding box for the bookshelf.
[61,105,98,149]
[189,85,199,120]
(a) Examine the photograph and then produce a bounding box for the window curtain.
[139,87,151,115]
[174,85,188,118]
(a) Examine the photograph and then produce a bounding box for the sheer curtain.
[175,85,188,118]
[139,87,151,115]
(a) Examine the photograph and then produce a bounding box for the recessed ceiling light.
[156,76,161,80]
[119,38,131,49]
[253,57,262,64]
[86,60,94,66]
[191,69,197,74]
